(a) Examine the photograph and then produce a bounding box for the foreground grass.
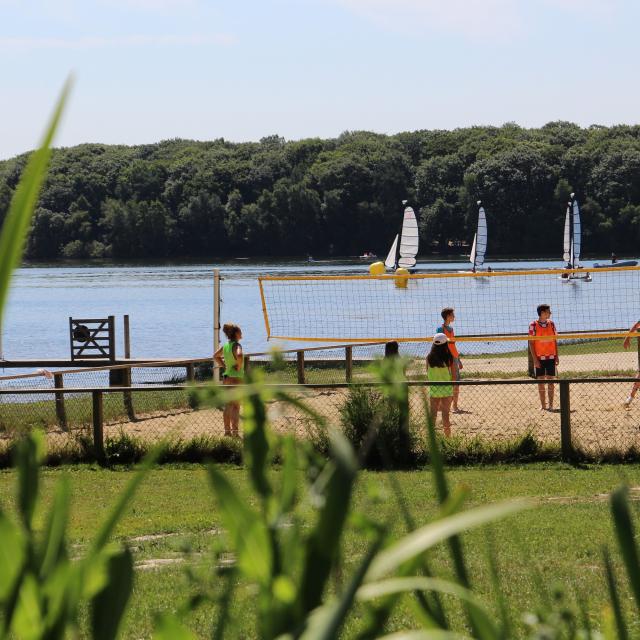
[0,463,638,638]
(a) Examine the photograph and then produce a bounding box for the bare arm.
[233,343,243,371]
[528,340,540,367]
[214,346,224,369]
[624,322,640,349]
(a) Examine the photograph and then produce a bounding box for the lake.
[1,257,635,365]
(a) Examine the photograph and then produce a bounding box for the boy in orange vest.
[437,307,463,412]
[528,304,559,411]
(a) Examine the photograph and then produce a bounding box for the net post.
[213,269,221,383]
[122,367,135,420]
[296,351,306,384]
[53,373,67,431]
[345,346,353,382]
[123,314,131,359]
[636,331,640,372]
[92,390,105,463]
[559,380,572,461]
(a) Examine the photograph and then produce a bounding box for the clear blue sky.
[1,0,639,159]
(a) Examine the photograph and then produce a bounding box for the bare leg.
[547,380,555,410]
[231,400,240,435]
[222,378,234,436]
[452,360,460,411]
[430,397,439,425]
[441,397,452,437]
[537,381,547,409]
[223,404,232,436]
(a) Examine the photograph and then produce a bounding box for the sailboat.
[561,193,591,283]
[458,201,489,275]
[470,201,488,272]
[384,201,419,271]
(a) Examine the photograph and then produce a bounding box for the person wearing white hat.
[426,332,454,437]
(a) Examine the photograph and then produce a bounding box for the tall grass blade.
[16,429,45,532]
[207,465,272,583]
[91,547,134,640]
[603,547,628,640]
[299,540,381,640]
[242,379,271,500]
[357,577,498,638]
[89,447,161,556]
[377,631,470,640]
[38,477,70,579]
[0,77,72,319]
[366,500,528,581]
[485,529,511,640]
[298,429,358,613]
[610,486,640,612]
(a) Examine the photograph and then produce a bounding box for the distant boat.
[561,193,591,283]
[470,201,488,272]
[384,201,419,271]
[593,260,638,268]
[359,252,377,260]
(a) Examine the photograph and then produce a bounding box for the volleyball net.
[258,266,640,349]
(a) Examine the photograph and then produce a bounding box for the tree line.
[2,122,640,260]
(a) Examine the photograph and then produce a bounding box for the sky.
[1,0,639,159]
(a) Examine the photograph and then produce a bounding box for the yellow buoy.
[394,267,410,288]
[369,261,385,276]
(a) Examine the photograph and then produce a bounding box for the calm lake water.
[1,257,636,364]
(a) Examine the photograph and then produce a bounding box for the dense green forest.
[2,122,640,260]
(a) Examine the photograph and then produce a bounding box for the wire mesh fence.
[1,378,640,462]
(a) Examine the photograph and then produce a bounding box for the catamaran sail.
[384,235,399,269]
[470,201,487,269]
[563,193,582,268]
[385,202,419,270]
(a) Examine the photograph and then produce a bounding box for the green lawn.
[0,463,638,638]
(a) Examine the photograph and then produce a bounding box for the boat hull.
[592,261,638,268]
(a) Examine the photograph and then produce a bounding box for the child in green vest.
[214,323,244,437]
[426,332,454,437]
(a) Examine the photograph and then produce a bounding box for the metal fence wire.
[1,378,640,461]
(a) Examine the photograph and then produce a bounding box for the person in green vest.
[426,332,454,437]
[214,323,244,437]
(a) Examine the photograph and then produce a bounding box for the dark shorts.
[535,359,556,378]
[451,358,461,381]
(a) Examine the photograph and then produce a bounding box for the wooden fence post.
[243,355,251,375]
[559,380,572,461]
[53,373,67,431]
[92,391,105,463]
[122,367,135,420]
[186,363,195,382]
[296,351,306,384]
[345,346,353,383]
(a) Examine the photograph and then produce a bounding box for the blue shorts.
[451,358,461,381]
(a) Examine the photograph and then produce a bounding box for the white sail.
[572,198,581,264]
[384,234,399,269]
[563,204,571,263]
[397,206,418,269]
[469,234,477,266]
[474,205,487,267]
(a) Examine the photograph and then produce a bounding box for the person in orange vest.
[437,307,463,412]
[528,304,559,411]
